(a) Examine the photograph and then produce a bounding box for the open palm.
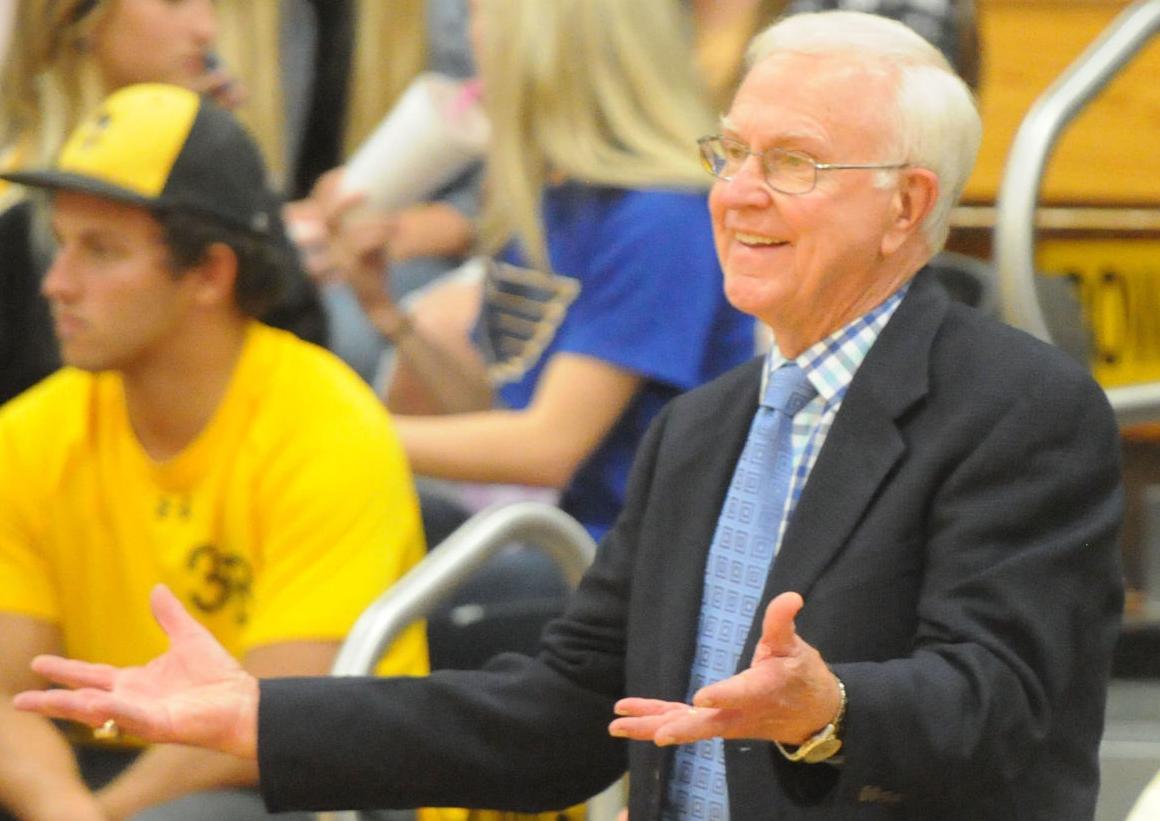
[12,585,260,760]
[609,592,840,747]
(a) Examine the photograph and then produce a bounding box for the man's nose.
[716,154,773,208]
[41,255,79,302]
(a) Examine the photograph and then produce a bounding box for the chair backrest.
[927,250,1091,364]
[927,249,998,316]
[415,484,573,670]
[427,545,570,670]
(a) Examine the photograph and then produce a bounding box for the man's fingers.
[608,713,672,741]
[610,698,710,743]
[613,697,685,717]
[29,655,117,691]
[609,698,687,739]
[12,687,101,724]
[650,706,727,746]
[12,688,153,735]
[150,584,215,644]
[608,701,728,746]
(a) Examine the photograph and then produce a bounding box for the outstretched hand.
[11,585,260,760]
[609,592,841,747]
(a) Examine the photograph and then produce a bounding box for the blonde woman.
[330,0,755,541]
[283,0,482,383]
[0,0,233,201]
[689,0,789,111]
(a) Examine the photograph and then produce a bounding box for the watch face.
[802,736,842,764]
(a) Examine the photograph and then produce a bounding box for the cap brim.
[0,169,156,210]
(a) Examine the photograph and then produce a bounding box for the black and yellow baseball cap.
[0,83,276,236]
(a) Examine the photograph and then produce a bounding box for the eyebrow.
[51,220,131,247]
[717,115,824,147]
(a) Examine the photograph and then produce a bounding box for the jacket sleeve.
[256,404,678,814]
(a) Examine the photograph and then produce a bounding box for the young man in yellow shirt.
[0,84,426,821]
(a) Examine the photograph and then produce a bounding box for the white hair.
[746,11,982,252]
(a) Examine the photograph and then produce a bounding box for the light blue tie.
[665,363,816,820]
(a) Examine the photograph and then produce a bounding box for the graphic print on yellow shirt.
[0,322,427,678]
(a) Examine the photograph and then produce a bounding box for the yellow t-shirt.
[0,322,427,677]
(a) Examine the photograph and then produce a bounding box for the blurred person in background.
[214,0,473,197]
[0,0,323,406]
[274,0,482,384]
[318,0,756,541]
[0,83,426,821]
[687,0,980,113]
[0,1,13,66]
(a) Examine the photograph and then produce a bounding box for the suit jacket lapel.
[766,272,950,604]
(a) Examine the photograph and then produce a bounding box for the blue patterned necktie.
[666,363,817,820]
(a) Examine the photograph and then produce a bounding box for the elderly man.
[13,12,1123,821]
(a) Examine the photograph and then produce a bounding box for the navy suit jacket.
[259,271,1124,820]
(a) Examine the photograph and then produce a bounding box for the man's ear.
[881,168,939,256]
[189,242,239,308]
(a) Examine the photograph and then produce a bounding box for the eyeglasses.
[697,135,908,195]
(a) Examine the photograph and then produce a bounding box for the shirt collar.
[762,283,911,406]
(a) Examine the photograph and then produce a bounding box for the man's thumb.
[755,591,804,659]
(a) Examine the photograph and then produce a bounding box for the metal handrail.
[321,501,627,821]
[993,0,1160,422]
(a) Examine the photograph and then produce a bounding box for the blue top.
[479,183,755,540]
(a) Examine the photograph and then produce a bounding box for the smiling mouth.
[734,232,788,247]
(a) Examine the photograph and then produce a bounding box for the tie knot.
[762,363,815,416]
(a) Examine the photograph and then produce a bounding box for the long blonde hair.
[0,1,290,194]
[476,0,715,271]
[213,0,284,183]
[691,0,788,112]
[214,0,428,187]
[344,0,428,155]
[0,0,111,208]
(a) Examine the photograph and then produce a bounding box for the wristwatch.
[775,675,846,764]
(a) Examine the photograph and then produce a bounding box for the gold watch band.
[775,674,846,764]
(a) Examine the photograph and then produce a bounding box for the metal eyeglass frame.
[697,135,909,195]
